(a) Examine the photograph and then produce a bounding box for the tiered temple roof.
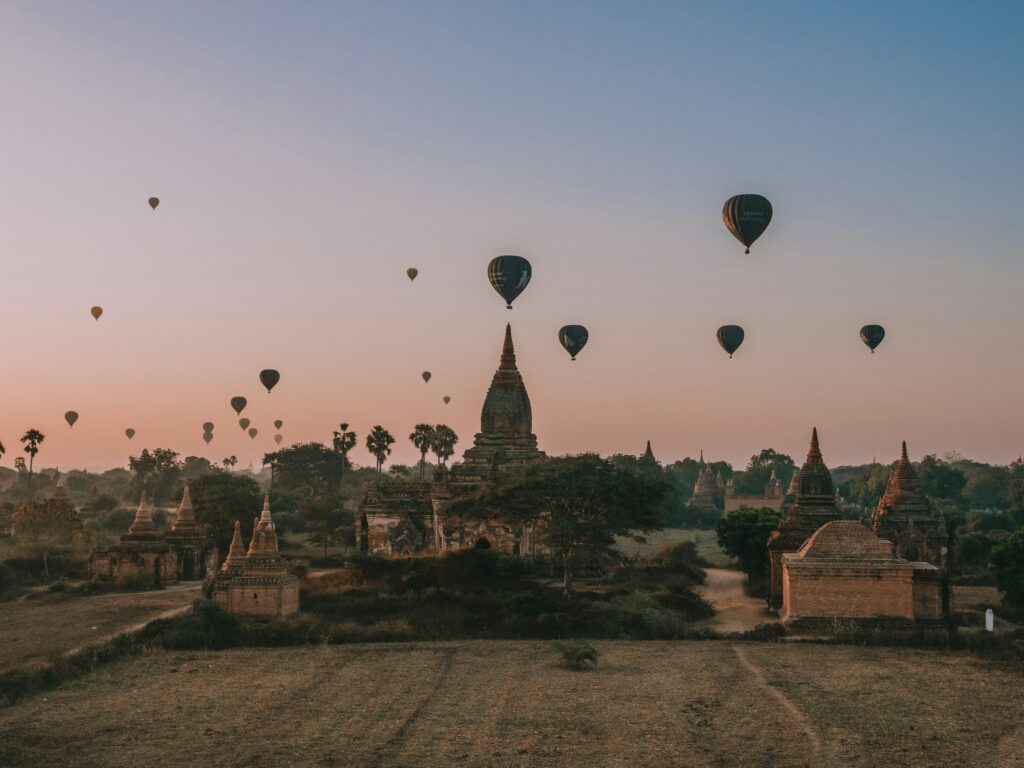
[124,493,164,543]
[871,442,948,566]
[642,441,656,463]
[690,451,724,511]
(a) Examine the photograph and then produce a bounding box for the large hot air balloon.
[125,428,135,440]
[558,325,589,361]
[148,197,160,210]
[860,324,885,353]
[230,396,247,415]
[259,369,280,393]
[248,427,258,440]
[202,422,214,433]
[203,432,213,444]
[716,325,745,358]
[723,195,773,253]
[65,411,79,428]
[90,306,103,321]
[406,268,418,282]
[239,418,251,431]
[487,255,532,309]
[274,434,283,445]
[274,419,283,430]
[443,396,451,405]
[422,371,431,383]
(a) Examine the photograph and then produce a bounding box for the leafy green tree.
[366,426,395,476]
[222,456,237,470]
[181,456,218,484]
[964,466,1011,511]
[128,448,181,505]
[332,423,358,485]
[838,463,893,509]
[716,506,780,578]
[409,424,436,479]
[989,528,1024,606]
[956,531,994,572]
[447,454,668,595]
[19,429,45,501]
[917,455,966,502]
[264,442,346,498]
[1008,475,1024,527]
[299,494,352,559]
[430,425,458,466]
[12,497,82,580]
[189,472,263,552]
[732,449,796,496]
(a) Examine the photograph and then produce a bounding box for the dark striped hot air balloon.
[558,325,589,361]
[716,325,745,358]
[860,324,885,353]
[406,268,418,282]
[723,194,773,253]
[487,255,532,309]
[274,420,283,430]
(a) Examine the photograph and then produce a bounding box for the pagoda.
[690,452,723,512]
[164,485,216,580]
[89,493,177,586]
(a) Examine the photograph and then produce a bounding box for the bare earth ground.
[695,567,774,633]
[0,640,1020,768]
[0,582,200,673]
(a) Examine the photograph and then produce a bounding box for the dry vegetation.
[616,528,731,567]
[0,640,1020,768]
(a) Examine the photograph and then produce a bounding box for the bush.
[552,640,599,669]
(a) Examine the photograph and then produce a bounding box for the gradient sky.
[1,1,1023,472]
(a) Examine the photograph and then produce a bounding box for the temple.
[163,485,217,580]
[766,428,842,611]
[214,495,299,618]
[642,441,657,463]
[89,493,178,586]
[689,452,724,513]
[724,468,785,514]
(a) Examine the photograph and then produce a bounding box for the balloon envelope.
[860,324,885,352]
[558,325,589,360]
[248,428,258,439]
[716,325,745,358]
[202,422,214,432]
[90,306,103,320]
[148,197,159,210]
[274,419,283,430]
[202,432,213,444]
[125,428,135,439]
[65,411,79,428]
[239,418,250,430]
[443,396,451,405]
[487,255,532,309]
[406,268,418,282]
[274,434,283,445]
[259,369,280,393]
[723,194,773,253]
[422,371,431,383]
[230,396,247,415]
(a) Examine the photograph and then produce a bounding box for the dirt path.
[696,568,775,633]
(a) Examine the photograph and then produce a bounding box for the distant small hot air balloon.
[716,325,745,358]
[487,255,532,309]
[230,396,247,415]
[274,434,283,445]
[443,396,451,405]
[125,428,135,439]
[723,194,773,253]
[407,268,418,282]
[860,324,886,353]
[274,419,283,430]
[202,432,213,444]
[65,411,79,428]
[422,371,431,383]
[259,369,280,393]
[202,422,214,432]
[239,418,250,431]
[90,306,103,321]
[558,325,589,361]
[248,427,258,440]
[148,197,160,210]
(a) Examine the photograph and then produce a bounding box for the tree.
[731,449,796,496]
[12,497,82,580]
[189,472,263,553]
[917,455,966,502]
[299,494,351,559]
[128,448,181,505]
[332,423,357,485]
[430,425,458,466]
[19,429,45,501]
[366,426,395,476]
[989,528,1024,606]
[716,506,780,579]
[181,456,218,484]
[965,466,1011,511]
[409,424,436,479]
[264,442,346,498]
[447,454,669,595]
[222,456,238,470]
[1007,475,1024,527]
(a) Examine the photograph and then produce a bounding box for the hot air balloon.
[274,434,283,445]
[274,419,283,430]
[90,306,103,321]
[148,197,160,210]
[65,411,79,428]
[487,255,532,309]
[716,325,745,358]
[860,324,885,353]
[723,194,773,253]
[239,418,251,431]
[259,369,280,393]
[202,422,214,433]
[558,325,589,361]
[125,428,135,439]
[443,396,451,405]
[248,427,258,440]
[230,396,247,415]
[203,432,213,444]
[422,371,431,383]
[407,268,418,282]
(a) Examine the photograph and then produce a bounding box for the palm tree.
[365,426,395,477]
[409,424,436,480]
[430,425,458,466]
[332,423,358,485]
[20,429,45,501]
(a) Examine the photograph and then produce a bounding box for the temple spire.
[247,516,259,555]
[221,521,246,572]
[260,493,272,523]
[643,441,655,462]
[499,323,517,371]
[173,484,196,526]
[901,441,909,463]
[807,427,822,462]
[128,492,156,536]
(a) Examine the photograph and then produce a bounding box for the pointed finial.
[699,449,705,464]
[807,427,822,461]
[180,484,193,511]
[260,493,272,522]
[499,323,517,370]
[643,440,655,461]
[901,441,909,462]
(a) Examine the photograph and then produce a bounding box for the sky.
[1,1,1023,472]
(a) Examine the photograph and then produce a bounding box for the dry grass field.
[0,640,1020,768]
[617,528,731,567]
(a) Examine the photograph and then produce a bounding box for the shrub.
[552,640,599,669]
